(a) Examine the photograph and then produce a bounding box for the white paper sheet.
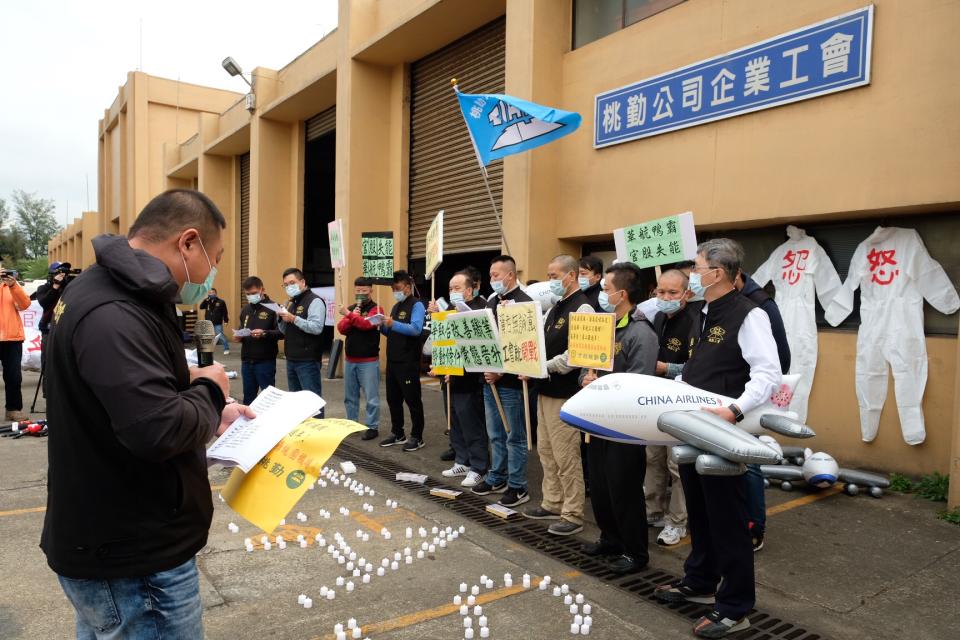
[206,386,325,472]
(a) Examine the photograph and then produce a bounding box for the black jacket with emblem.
[238,294,283,361]
[540,289,591,399]
[653,301,702,365]
[681,289,756,398]
[40,235,226,579]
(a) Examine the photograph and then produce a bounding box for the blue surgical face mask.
[688,270,716,298]
[285,283,302,298]
[578,276,592,291]
[549,278,565,297]
[179,238,216,306]
[449,292,465,306]
[490,279,506,295]
[393,290,408,303]
[655,297,682,315]
[598,290,620,313]
[246,293,262,305]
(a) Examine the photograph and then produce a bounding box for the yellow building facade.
[49,0,960,503]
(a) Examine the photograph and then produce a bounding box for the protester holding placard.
[433,270,489,488]
[579,262,657,574]
[472,255,532,508]
[379,270,427,451]
[523,254,593,536]
[578,255,604,312]
[337,277,384,441]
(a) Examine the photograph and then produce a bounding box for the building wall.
[48,0,960,489]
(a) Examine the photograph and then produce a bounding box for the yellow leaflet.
[222,418,366,532]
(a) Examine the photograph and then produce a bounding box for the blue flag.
[456,91,581,166]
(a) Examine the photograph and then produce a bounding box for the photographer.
[0,265,31,421]
[33,262,73,334]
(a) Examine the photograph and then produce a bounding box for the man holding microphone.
[41,189,255,638]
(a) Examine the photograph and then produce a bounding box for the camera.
[1,269,18,280]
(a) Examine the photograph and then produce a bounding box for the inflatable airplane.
[559,373,815,476]
[760,445,891,498]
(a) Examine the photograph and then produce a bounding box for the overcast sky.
[0,0,338,228]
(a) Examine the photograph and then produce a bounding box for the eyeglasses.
[690,265,719,273]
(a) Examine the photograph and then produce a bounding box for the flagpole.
[452,78,512,257]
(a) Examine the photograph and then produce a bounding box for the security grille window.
[239,152,250,297]
[573,0,686,49]
[408,17,506,263]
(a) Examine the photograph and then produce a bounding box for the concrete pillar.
[199,147,240,331]
[502,0,578,281]
[249,113,301,290]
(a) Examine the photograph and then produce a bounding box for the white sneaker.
[461,471,482,488]
[442,463,469,478]
[223,350,230,355]
[657,524,687,546]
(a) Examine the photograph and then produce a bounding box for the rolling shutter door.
[306,106,336,142]
[409,17,505,259]
[239,153,250,296]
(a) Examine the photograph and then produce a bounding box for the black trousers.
[0,341,23,411]
[587,438,649,565]
[678,462,755,620]
[449,389,488,474]
[385,361,424,439]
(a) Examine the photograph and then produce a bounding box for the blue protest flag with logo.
[456,90,582,166]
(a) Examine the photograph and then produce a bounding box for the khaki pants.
[537,395,585,524]
[644,446,687,527]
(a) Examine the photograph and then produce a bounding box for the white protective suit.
[824,227,959,445]
[752,226,841,422]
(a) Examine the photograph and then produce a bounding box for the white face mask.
[285,283,301,298]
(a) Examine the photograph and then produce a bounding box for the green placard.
[615,212,697,269]
[360,232,394,284]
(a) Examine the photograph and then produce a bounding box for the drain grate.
[337,443,825,640]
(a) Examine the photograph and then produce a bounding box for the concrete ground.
[1,352,958,640]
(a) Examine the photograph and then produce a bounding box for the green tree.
[0,198,28,264]
[12,190,61,259]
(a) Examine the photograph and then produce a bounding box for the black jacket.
[41,235,226,579]
[33,280,66,333]
[238,295,283,361]
[199,295,229,324]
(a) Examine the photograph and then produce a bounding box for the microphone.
[194,320,217,368]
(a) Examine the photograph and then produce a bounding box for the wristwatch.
[729,403,745,423]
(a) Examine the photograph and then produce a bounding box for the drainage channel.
[337,442,826,640]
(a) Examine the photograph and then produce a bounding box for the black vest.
[387,295,422,364]
[654,301,702,365]
[239,296,280,361]
[344,299,381,359]
[540,290,590,399]
[681,290,756,398]
[283,290,324,361]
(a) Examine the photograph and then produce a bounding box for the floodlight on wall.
[222,56,256,112]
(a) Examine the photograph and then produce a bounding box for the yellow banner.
[567,312,616,371]
[222,418,366,532]
[430,310,464,375]
[497,302,547,378]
